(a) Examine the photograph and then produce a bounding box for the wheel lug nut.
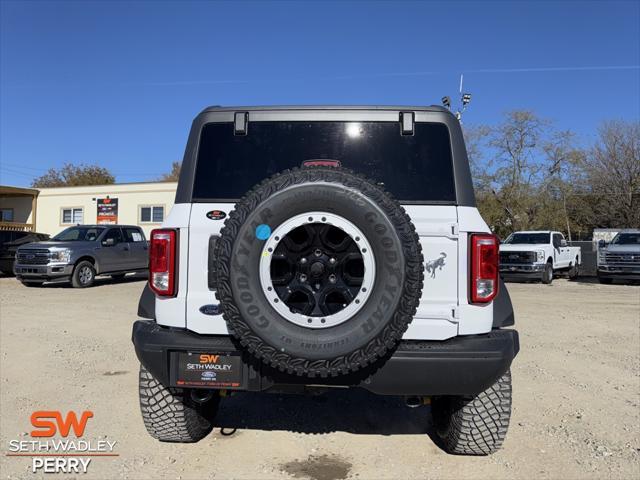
[314,249,322,257]
[329,258,336,265]
[299,274,307,283]
[300,257,307,264]
[329,274,337,284]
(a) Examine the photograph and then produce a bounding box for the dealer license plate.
[176,352,244,389]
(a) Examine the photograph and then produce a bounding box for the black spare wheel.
[215,167,424,377]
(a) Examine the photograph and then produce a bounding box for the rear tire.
[432,370,512,455]
[541,263,553,284]
[138,365,219,443]
[568,258,579,280]
[71,261,95,288]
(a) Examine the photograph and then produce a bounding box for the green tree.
[31,163,115,188]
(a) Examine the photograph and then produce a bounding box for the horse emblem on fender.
[425,252,447,279]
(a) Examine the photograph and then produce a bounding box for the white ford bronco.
[499,230,582,284]
[132,106,519,455]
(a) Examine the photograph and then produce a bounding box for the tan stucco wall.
[35,182,178,237]
[0,196,34,224]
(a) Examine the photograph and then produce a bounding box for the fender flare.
[492,278,515,328]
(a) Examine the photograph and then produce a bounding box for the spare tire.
[215,167,424,377]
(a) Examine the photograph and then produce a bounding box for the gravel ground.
[0,274,638,479]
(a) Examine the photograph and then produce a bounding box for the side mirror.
[598,239,606,248]
[102,238,115,247]
[560,239,568,247]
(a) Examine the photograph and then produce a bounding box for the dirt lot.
[0,274,638,479]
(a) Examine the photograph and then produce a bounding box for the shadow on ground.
[17,271,148,288]
[215,388,437,438]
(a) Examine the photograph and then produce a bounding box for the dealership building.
[0,181,178,238]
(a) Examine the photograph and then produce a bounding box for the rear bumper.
[132,320,519,396]
[14,263,73,280]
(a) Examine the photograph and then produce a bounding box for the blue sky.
[1,0,638,187]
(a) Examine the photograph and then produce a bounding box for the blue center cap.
[256,224,272,240]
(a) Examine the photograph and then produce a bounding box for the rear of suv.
[132,106,519,455]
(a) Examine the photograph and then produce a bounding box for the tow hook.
[190,389,215,404]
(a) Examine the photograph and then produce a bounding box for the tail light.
[149,229,177,296]
[469,233,499,303]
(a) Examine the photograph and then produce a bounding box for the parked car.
[499,230,581,284]
[597,229,640,284]
[14,225,148,287]
[0,231,50,274]
[132,105,519,455]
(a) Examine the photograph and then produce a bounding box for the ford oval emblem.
[206,210,226,221]
[199,304,221,315]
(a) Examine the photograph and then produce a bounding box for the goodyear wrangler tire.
[215,167,424,377]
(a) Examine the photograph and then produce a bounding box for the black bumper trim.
[132,321,519,396]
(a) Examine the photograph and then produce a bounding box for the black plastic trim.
[137,283,155,319]
[492,279,515,327]
[132,320,519,396]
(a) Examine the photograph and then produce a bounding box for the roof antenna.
[441,74,472,122]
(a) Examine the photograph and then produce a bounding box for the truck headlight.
[537,250,545,261]
[50,249,71,263]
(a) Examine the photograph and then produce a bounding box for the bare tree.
[158,162,181,182]
[581,120,640,227]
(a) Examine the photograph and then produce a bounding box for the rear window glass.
[192,121,455,202]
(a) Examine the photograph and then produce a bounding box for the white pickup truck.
[499,231,581,284]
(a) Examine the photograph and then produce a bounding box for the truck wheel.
[138,365,219,442]
[598,276,613,285]
[432,370,512,455]
[215,167,424,377]
[71,261,96,288]
[568,258,579,280]
[541,262,553,284]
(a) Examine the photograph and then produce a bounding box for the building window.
[0,209,14,222]
[140,205,164,223]
[61,207,84,225]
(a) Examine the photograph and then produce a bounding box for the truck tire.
[71,260,96,288]
[431,370,512,455]
[138,365,219,443]
[568,257,579,280]
[215,167,424,377]
[541,262,553,284]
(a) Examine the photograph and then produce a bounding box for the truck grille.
[603,252,640,267]
[16,249,50,265]
[500,251,536,264]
